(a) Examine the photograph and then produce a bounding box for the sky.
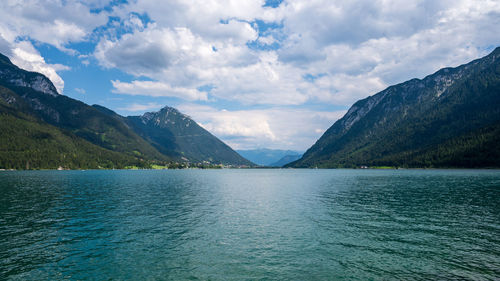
[0,0,499,151]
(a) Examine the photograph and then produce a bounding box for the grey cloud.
[278,39,327,65]
[0,36,12,56]
[277,0,454,65]
[0,0,108,50]
[285,0,451,46]
[103,39,172,74]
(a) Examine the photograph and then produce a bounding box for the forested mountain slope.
[289,47,500,168]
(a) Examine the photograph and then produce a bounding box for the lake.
[0,169,499,280]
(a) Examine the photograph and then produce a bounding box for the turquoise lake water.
[0,169,499,280]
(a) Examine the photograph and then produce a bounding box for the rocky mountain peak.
[140,106,193,127]
[0,52,59,97]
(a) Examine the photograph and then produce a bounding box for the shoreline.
[2,167,500,171]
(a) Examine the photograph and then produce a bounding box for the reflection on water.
[1,169,499,280]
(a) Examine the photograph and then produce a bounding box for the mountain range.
[0,53,252,169]
[288,47,500,168]
[236,149,303,166]
[1,46,499,170]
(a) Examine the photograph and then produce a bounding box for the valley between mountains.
[1,48,499,169]
[0,53,252,169]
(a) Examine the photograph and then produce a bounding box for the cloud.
[96,24,307,105]
[280,0,450,49]
[118,102,163,112]
[117,0,281,40]
[96,24,311,105]
[0,0,108,52]
[95,24,259,80]
[0,35,12,56]
[93,0,500,109]
[74,88,86,94]
[200,110,277,141]
[258,34,276,45]
[209,51,310,105]
[96,26,203,77]
[111,80,208,101]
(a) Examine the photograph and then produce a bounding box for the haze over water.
[1,169,499,280]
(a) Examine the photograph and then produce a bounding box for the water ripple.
[0,169,499,280]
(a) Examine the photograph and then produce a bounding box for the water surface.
[1,169,499,280]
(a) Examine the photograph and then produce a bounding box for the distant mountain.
[0,52,252,169]
[126,107,253,166]
[237,149,302,166]
[269,154,302,167]
[288,47,500,168]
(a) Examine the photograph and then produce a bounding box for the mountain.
[125,107,253,166]
[269,154,303,167]
[0,53,167,163]
[0,85,143,169]
[289,47,500,168]
[0,52,252,169]
[0,54,58,97]
[237,149,303,166]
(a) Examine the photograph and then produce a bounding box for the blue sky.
[0,0,499,150]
